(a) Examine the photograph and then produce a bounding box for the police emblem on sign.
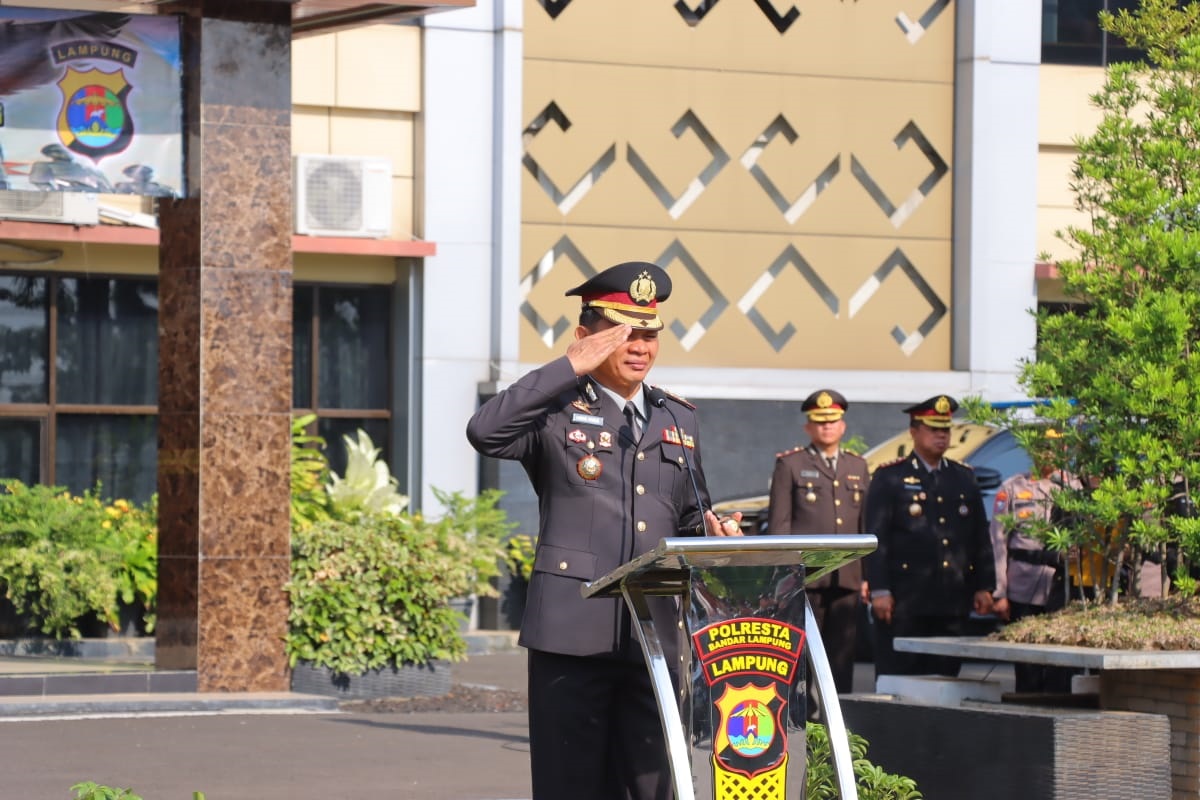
[692,617,804,790]
[57,67,134,160]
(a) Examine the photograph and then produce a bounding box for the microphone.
[648,386,712,533]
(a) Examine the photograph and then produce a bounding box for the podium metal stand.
[583,534,876,800]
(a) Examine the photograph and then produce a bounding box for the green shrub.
[0,480,157,638]
[284,488,513,674]
[807,723,923,800]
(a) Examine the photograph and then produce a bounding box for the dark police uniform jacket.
[466,356,710,660]
[864,456,995,617]
[766,445,869,590]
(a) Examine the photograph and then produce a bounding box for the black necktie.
[624,402,641,440]
[826,457,836,471]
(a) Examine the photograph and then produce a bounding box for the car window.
[963,431,1032,478]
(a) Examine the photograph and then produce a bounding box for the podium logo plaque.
[692,617,805,796]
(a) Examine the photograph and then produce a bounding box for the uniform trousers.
[1009,600,1077,694]
[527,648,673,800]
[807,587,859,694]
[872,612,968,678]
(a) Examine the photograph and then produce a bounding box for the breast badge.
[908,494,923,517]
[804,483,816,504]
[577,454,602,480]
[598,431,613,448]
[567,429,587,444]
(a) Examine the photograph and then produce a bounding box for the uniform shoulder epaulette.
[946,458,973,470]
[775,444,804,459]
[876,456,906,470]
[842,447,862,458]
[655,386,695,409]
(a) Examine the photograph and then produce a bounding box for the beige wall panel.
[520,223,950,371]
[1037,148,1078,209]
[1039,64,1105,146]
[1037,207,1083,263]
[523,62,952,240]
[392,176,415,239]
[292,107,332,155]
[19,243,159,276]
[335,25,421,112]
[295,255,397,283]
[524,0,953,83]
[329,111,415,177]
[293,34,337,107]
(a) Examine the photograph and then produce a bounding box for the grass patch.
[992,597,1200,650]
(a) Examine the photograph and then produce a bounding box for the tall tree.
[971,0,1200,602]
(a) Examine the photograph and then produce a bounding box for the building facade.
[0,0,1124,635]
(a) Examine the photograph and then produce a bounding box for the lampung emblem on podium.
[691,617,806,798]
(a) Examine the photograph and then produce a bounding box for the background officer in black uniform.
[466,261,741,800]
[864,395,995,678]
[766,389,869,696]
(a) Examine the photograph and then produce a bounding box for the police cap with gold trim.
[902,394,958,429]
[802,389,847,422]
[565,261,672,331]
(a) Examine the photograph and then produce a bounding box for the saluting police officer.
[766,389,869,696]
[864,395,995,678]
[466,261,741,800]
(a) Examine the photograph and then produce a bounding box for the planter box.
[842,695,1171,800]
[291,661,452,700]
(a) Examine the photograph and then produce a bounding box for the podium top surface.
[582,534,877,599]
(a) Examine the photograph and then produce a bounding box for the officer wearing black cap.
[765,389,869,698]
[863,394,995,678]
[466,260,740,800]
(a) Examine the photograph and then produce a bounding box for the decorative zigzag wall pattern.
[521,0,955,371]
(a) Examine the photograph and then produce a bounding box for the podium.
[583,534,876,800]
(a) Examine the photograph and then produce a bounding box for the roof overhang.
[11,1,475,36]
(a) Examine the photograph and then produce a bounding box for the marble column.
[156,2,293,692]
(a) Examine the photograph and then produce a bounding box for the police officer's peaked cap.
[802,389,847,422]
[566,261,672,331]
[902,394,958,429]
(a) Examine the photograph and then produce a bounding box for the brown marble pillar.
[157,2,293,692]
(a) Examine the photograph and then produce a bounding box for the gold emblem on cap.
[935,396,951,414]
[629,271,656,306]
[817,391,833,409]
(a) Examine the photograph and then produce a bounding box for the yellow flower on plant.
[114,499,131,511]
[105,506,122,518]
[101,520,112,529]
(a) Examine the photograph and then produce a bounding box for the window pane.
[1042,0,1104,65]
[318,417,389,482]
[57,278,158,405]
[318,286,389,409]
[56,414,157,503]
[0,418,41,485]
[293,285,313,409]
[0,275,48,403]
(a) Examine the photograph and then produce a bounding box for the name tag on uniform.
[571,412,605,426]
[800,470,820,478]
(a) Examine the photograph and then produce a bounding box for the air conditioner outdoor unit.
[0,190,99,225]
[294,154,393,238]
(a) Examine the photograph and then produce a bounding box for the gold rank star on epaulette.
[776,445,803,459]
[878,456,906,469]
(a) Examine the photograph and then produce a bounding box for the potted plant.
[285,422,514,698]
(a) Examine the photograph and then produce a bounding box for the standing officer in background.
[864,395,995,678]
[766,389,869,696]
[466,261,741,800]
[991,429,1080,693]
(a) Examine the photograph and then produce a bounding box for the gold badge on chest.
[577,454,602,480]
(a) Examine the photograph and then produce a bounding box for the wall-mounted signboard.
[0,7,183,198]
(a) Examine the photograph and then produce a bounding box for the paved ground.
[0,637,1010,799]
[3,649,533,800]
